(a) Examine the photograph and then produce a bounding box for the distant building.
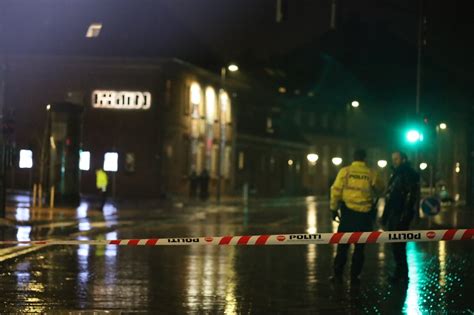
[3,56,236,199]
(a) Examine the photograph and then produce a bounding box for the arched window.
[205,87,217,124]
[189,82,203,118]
[219,90,232,123]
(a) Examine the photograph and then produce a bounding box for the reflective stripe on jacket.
[330,161,383,212]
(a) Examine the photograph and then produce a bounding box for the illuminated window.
[79,151,91,171]
[238,152,245,170]
[189,82,202,117]
[86,23,102,38]
[103,152,118,172]
[219,91,232,123]
[19,150,33,169]
[205,87,217,124]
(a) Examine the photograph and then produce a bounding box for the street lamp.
[216,64,239,203]
[351,100,360,108]
[419,162,428,170]
[439,123,447,130]
[332,157,343,166]
[377,160,388,168]
[228,64,239,72]
[307,153,319,165]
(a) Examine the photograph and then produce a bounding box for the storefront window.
[219,91,232,123]
[19,150,33,169]
[103,152,118,172]
[79,151,91,171]
[189,82,203,118]
[205,87,217,124]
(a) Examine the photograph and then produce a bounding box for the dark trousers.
[99,189,107,211]
[334,205,373,277]
[388,220,410,277]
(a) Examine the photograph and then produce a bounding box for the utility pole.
[415,0,424,115]
[216,67,226,204]
[0,57,6,218]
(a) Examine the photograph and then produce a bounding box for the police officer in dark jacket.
[382,151,420,283]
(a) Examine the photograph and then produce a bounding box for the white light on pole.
[439,123,447,130]
[307,153,319,165]
[377,160,388,168]
[332,157,343,166]
[351,101,360,108]
[419,162,428,171]
[228,64,239,72]
[455,162,460,173]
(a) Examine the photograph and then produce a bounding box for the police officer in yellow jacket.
[330,149,384,282]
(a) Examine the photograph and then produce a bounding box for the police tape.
[0,229,472,246]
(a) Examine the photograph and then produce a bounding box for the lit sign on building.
[92,90,151,110]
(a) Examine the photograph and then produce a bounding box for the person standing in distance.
[382,151,420,283]
[330,149,384,283]
[96,168,108,211]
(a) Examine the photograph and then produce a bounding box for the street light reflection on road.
[16,226,32,244]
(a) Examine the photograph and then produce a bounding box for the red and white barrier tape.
[0,229,472,246]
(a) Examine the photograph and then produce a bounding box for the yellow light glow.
[288,159,294,166]
[227,64,239,72]
[205,87,216,123]
[190,82,202,105]
[377,160,388,168]
[332,157,343,166]
[307,153,319,164]
[278,87,287,93]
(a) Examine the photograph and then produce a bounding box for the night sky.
[1,0,473,113]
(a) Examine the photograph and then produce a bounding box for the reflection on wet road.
[0,198,473,313]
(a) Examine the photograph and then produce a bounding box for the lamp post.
[216,64,238,203]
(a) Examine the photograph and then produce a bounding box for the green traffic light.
[406,129,422,143]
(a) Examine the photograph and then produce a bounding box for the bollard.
[32,184,37,208]
[49,186,55,209]
[38,184,43,208]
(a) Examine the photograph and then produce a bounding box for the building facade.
[3,56,235,200]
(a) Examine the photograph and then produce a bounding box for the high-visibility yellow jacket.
[96,169,108,191]
[330,161,384,212]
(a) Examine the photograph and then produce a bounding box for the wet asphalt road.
[0,198,473,314]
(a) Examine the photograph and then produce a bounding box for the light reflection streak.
[78,221,91,231]
[186,222,237,313]
[16,226,32,244]
[105,231,118,257]
[76,202,88,219]
[437,241,448,311]
[306,201,318,285]
[306,202,317,234]
[15,207,30,222]
[403,243,422,315]
[76,236,90,308]
[103,204,118,217]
